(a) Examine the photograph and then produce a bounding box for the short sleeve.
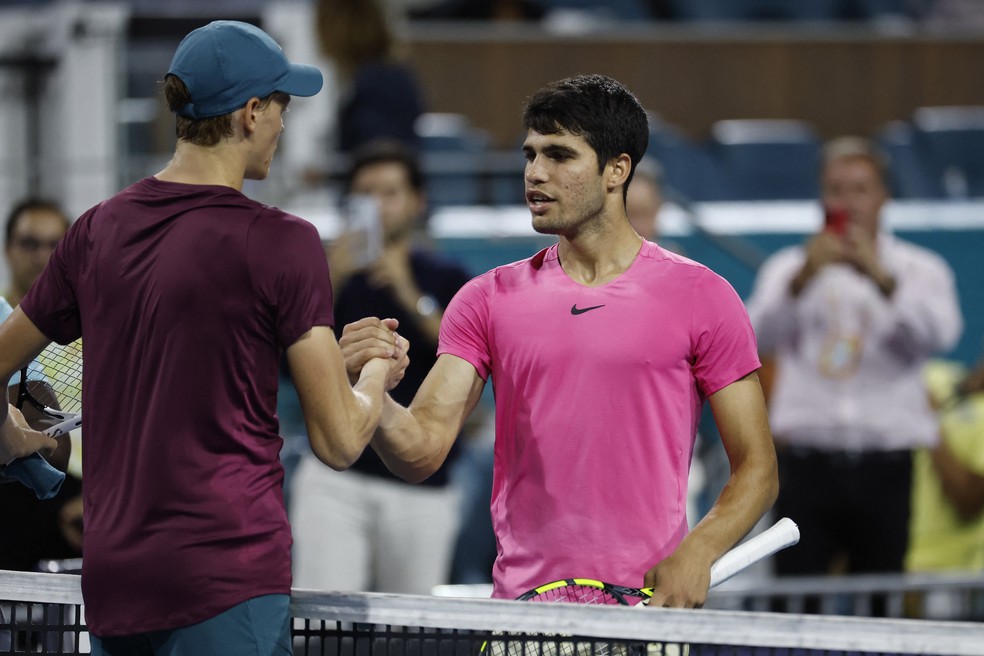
[691,269,761,396]
[247,210,334,349]
[437,273,492,380]
[19,210,88,345]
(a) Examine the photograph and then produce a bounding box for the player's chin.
[530,216,562,236]
[246,165,272,181]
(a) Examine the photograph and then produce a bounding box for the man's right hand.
[0,404,59,466]
[790,231,847,296]
[381,334,410,392]
[339,317,405,384]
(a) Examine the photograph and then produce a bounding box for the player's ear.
[241,97,262,134]
[607,154,632,192]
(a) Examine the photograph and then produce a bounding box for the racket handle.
[709,517,800,588]
[43,414,82,438]
[0,453,65,500]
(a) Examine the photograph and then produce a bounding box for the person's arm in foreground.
[339,317,486,484]
[0,307,65,467]
[288,322,408,470]
[643,371,779,608]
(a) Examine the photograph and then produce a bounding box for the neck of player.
[558,211,644,287]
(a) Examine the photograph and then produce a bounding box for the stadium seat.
[876,121,945,199]
[664,0,841,21]
[646,116,728,203]
[536,0,651,21]
[416,113,491,207]
[911,106,984,198]
[707,119,821,201]
[486,143,527,207]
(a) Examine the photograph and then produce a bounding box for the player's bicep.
[708,372,776,469]
[286,326,355,433]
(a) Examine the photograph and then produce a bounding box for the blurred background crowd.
[1,0,984,624]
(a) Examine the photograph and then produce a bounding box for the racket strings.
[25,340,83,414]
[530,585,622,605]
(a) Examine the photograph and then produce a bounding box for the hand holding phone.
[823,206,849,237]
[341,194,382,269]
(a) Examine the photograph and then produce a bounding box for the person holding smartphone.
[745,136,963,597]
[290,140,475,595]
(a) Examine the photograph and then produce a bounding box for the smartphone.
[341,194,382,269]
[824,206,849,236]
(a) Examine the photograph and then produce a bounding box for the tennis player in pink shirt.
[342,74,778,609]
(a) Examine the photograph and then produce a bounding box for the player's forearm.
[686,449,779,566]
[307,358,388,470]
[371,395,453,483]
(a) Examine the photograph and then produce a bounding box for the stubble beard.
[531,194,605,239]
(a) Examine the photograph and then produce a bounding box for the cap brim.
[278,63,323,98]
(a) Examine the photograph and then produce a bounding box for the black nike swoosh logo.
[571,304,605,315]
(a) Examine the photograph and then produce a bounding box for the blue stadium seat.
[707,119,821,201]
[486,147,527,207]
[416,113,491,207]
[646,117,728,203]
[535,0,651,21]
[911,106,984,199]
[664,0,840,21]
[877,121,945,199]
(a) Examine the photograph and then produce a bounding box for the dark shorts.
[775,446,912,576]
[90,594,290,656]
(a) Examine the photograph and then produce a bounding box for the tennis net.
[3,569,984,655]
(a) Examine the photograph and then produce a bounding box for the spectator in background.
[290,140,474,594]
[0,197,80,573]
[625,156,663,242]
[906,357,984,575]
[3,199,70,307]
[316,0,426,154]
[746,136,963,588]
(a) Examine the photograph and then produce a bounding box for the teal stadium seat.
[646,115,729,203]
[533,0,651,20]
[707,119,821,201]
[911,106,984,199]
[415,113,491,208]
[877,121,945,199]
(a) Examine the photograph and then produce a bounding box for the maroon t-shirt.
[20,177,334,636]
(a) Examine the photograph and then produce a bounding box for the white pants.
[289,454,462,594]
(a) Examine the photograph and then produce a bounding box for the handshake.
[338,317,411,392]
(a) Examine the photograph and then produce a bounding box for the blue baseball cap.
[167,20,323,120]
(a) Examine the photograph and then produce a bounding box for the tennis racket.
[517,517,800,605]
[15,339,83,437]
[0,339,82,499]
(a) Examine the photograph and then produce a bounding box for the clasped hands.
[339,317,410,391]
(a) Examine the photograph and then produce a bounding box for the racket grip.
[709,517,800,588]
[1,453,65,500]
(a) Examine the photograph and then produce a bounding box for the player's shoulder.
[252,205,322,238]
[471,245,556,284]
[449,246,554,304]
[637,241,732,284]
[638,240,706,270]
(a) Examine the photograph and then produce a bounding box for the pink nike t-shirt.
[438,241,760,599]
